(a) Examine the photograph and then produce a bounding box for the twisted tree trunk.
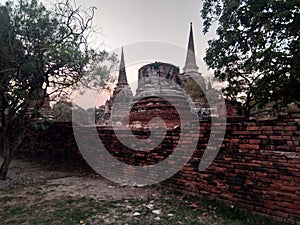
[0,124,26,180]
[0,147,12,180]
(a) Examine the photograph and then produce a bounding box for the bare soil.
[0,157,279,225]
[0,157,159,201]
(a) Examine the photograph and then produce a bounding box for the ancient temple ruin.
[97,23,217,126]
[97,48,133,126]
[130,62,194,129]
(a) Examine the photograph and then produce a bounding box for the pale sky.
[74,0,215,52]
[73,0,217,81]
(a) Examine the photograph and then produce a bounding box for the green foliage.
[52,99,105,124]
[31,120,51,131]
[201,0,300,116]
[52,99,73,122]
[0,194,281,225]
[0,0,116,179]
[52,99,95,124]
[0,0,114,125]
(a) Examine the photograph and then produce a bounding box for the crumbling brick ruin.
[20,107,300,224]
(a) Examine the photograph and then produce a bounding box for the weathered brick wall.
[165,113,300,225]
[19,109,300,224]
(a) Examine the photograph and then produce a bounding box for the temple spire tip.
[183,22,199,73]
[117,47,128,85]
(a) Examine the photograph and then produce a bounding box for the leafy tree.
[201,0,300,117]
[53,99,96,124]
[53,100,106,124]
[52,99,73,121]
[0,0,114,179]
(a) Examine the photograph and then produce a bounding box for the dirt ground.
[0,157,160,201]
[0,157,279,225]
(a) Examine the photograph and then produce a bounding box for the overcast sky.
[75,0,214,52]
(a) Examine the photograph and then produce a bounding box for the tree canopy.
[0,0,115,179]
[201,0,300,116]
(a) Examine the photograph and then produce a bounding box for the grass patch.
[0,196,15,202]
[0,191,281,225]
[0,196,107,225]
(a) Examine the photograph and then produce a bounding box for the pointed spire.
[207,79,212,90]
[117,47,128,85]
[183,22,199,73]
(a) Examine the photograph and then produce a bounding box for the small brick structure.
[19,109,300,224]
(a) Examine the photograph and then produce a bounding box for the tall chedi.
[112,47,132,100]
[111,47,133,125]
[180,22,207,107]
[98,47,133,126]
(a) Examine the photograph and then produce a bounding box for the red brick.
[281,131,293,136]
[232,131,250,135]
[262,126,273,130]
[287,126,298,131]
[258,135,268,139]
[276,202,297,209]
[230,139,240,144]
[280,185,299,192]
[274,211,289,218]
[293,136,300,141]
[240,144,260,150]
[263,131,274,135]
[270,136,283,140]
[265,203,282,210]
[283,180,296,186]
[247,126,260,131]
[273,126,284,130]
[256,172,267,177]
[269,190,295,199]
[259,177,271,183]
[250,140,261,144]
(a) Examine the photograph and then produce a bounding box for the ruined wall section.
[19,109,300,224]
